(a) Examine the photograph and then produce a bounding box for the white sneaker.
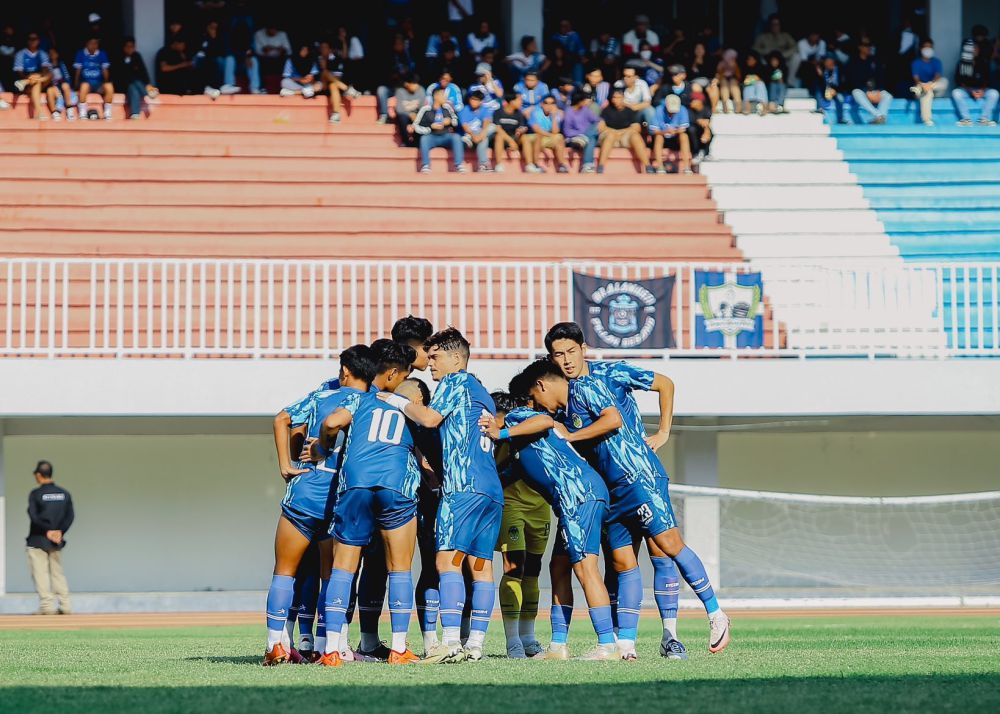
[66,107,76,121]
[204,87,221,99]
[418,642,466,664]
[376,114,387,124]
[463,645,483,662]
[51,111,62,121]
[522,641,545,658]
[103,109,113,121]
[129,113,141,120]
[0,98,10,110]
[302,86,315,99]
[345,86,361,99]
[577,643,618,660]
[219,84,241,95]
[494,163,505,172]
[329,112,341,123]
[525,163,543,174]
[544,643,569,660]
[279,88,297,97]
[419,164,431,173]
[14,79,28,92]
[708,611,731,653]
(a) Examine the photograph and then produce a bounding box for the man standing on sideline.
[26,461,74,615]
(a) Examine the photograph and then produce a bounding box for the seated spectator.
[689,41,719,110]
[829,28,855,66]
[332,26,365,92]
[506,35,547,84]
[597,87,649,174]
[753,15,799,86]
[414,87,464,173]
[492,91,534,172]
[562,89,600,172]
[688,85,713,162]
[195,20,240,95]
[114,38,158,120]
[911,39,947,126]
[13,31,51,119]
[620,65,655,126]
[817,54,846,123]
[393,74,425,146]
[156,34,198,96]
[478,46,498,76]
[466,21,496,62]
[543,45,576,88]
[426,69,464,110]
[741,51,768,114]
[953,36,997,127]
[715,48,742,113]
[766,51,787,113]
[631,41,664,90]
[228,20,262,94]
[623,14,660,57]
[316,39,360,123]
[426,30,460,60]
[662,28,691,68]
[514,70,549,117]
[653,65,691,108]
[74,36,114,120]
[551,19,586,83]
[45,47,76,120]
[376,34,417,123]
[425,40,459,85]
[551,76,576,110]
[459,89,495,171]
[253,22,291,92]
[590,31,620,75]
[650,93,692,173]
[280,44,321,98]
[582,66,610,113]
[467,63,504,112]
[528,94,570,173]
[846,41,892,124]
[797,30,826,93]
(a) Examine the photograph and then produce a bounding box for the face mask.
[640,50,652,60]
[672,85,683,94]
[921,48,934,59]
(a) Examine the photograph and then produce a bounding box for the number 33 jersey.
[338,391,421,500]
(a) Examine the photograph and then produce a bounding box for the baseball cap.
[88,12,101,24]
[665,94,682,112]
[474,62,491,76]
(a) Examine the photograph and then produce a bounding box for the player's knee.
[657,528,684,556]
[524,552,543,578]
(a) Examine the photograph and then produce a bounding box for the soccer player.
[284,541,321,662]
[490,391,551,658]
[391,315,433,371]
[263,344,376,666]
[314,340,421,667]
[482,388,618,659]
[545,321,692,659]
[523,357,731,656]
[378,328,503,663]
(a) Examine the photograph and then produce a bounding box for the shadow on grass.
[3,675,999,714]
[186,656,263,665]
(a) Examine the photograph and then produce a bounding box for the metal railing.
[1,258,997,359]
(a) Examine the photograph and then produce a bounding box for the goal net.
[670,485,1000,598]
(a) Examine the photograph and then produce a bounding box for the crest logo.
[508,525,520,541]
[699,281,761,337]
[571,414,583,429]
[586,280,658,348]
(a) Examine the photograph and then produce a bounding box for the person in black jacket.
[115,37,159,119]
[414,88,464,173]
[846,42,893,124]
[26,461,74,615]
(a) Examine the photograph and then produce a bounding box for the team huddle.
[264,317,730,666]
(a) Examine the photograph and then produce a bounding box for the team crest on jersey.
[508,525,520,541]
[585,280,657,348]
[571,413,583,429]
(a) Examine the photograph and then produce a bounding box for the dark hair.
[123,36,136,44]
[558,76,574,86]
[402,72,421,85]
[516,359,565,393]
[524,70,539,79]
[402,377,431,405]
[34,460,53,478]
[571,89,588,104]
[468,89,485,101]
[508,371,532,401]
[520,34,535,52]
[503,90,519,102]
[491,391,520,415]
[392,314,433,344]
[544,321,585,353]
[339,344,378,384]
[370,338,415,374]
[424,326,470,359]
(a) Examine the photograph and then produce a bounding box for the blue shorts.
[282,504,333,542]
[605,477,677,551]
[553,500,608,564]
[436,491,503,561]
[332,487,417,547]
[281,469,337,541]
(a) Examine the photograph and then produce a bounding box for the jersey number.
[367,408,406,445]
[480,409,494,453]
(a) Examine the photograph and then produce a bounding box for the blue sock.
[588,605,615,645]
[674,546,720,615]
[616,567,642,643]
[650,556,680,622]
[315,578,329,644]
[265,574,295,646]
[550,604,573,644]
[468,580,495,643]
[324,569,355,653]
[387,570,414,650]
[438,571,466,643]
[417,582,440,633]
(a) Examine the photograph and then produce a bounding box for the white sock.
[518,617,538,645]
[504,619,522,649]
[442,626,461,646]
[467,629,486,649]
[324,632,339,655]
[267,628,285,648]
[360,632,381,651]
[103,104,112,117]
[315,635,326,653]
[391,631,407,653]
[662,617,678,640]
[284,618,297,644]
[422,631,439,651]
[339,623,351,653]
[79,102,88,115]
[299,633,314,651]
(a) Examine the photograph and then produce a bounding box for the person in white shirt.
[254,24,291,86]
[466,20,496,61]
[622,14,660,57]
[796,30,826,90]
[620,65,654,126]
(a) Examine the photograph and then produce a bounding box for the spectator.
[0,24,16,93]
[797,30,827,93]
[414,87,464,173]
[663,28,692,67]
[114,38,158,120]
[817,55,846,124]
[467,63,504,112]
[13,31,52,119]
[632,41,664,90]
[529,94,570,173]
[953,35,997,126]
[582,66,610,113]
[653,65,691,108]
[620,65,654,126]
[688,85,713,162]
[45,47,77,120]
[753,15,799,83]
[623,14,660,57]
[650,93,692,173]
[715,48,742,113]
[393,73,425,146]
[25,461,74,616]
[562,89,600,172]
[514,70,549,117]
[689,41,720,111]
[156,34,198,96]
[280,44,321,98]
[492,91,534,172]
[253,22,291,91]
[846,41,892,124]
[544,45,576,88]
[506,35,547,84]
[316,39,359,123]
[552,19,586,83]
[376,34,417,123]
[194,20,240,95]
[228,18,262,94]
[889,15,921,95]
[478,46,498,77]
[74,36,114,120]
[426,29,460,59]
[425,41,459,87]
[466,21,497,62]
[911,39,947,126]
[426,69,464,111]
[459,89,495,171]
[551,76,577,110]
[741,51,768,114]
[589,30,621,75]
[597,87,649,174]
[830,28,855,66]
[766,51,788,113]
[332,26,365,91]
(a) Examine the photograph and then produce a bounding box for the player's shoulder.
[574,373,615,402]
[504,405,538,426]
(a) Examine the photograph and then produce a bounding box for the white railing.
[1,258,998,359]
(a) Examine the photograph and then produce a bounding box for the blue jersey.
[505,406,608,515]
[586,360,655,439]
[73,49,110,82]
[339,392,421,499]
[429,371,502,502]
[13,49,51,74]
[560,375,658,488]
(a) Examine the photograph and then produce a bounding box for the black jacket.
[845,55,884,92]
[413,102,459,135]
[26,483,74,552]
[114,52,151,87]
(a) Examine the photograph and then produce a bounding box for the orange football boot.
[317,651,343,667]
[388,648,420,664]
[263,643,290,666]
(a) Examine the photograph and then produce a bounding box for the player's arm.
[644,373,675,451]
[273,410,307,480]
[479,413,554,440]
[563,406,623,443]
[305,408,353,461]
[377,393,444,427]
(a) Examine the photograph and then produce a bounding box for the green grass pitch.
[2,615,998,714]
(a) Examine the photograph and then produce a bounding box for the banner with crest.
[572,273,675,349]
[694,270,764,348]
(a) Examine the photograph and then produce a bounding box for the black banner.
[572,272,675,349]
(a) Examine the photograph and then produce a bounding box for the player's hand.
[552,422,571,440]
[478,414,500,440]
[46,530,62,544]
[280,462,308,481]
[644,431,670,452]
[297,437,322,465]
